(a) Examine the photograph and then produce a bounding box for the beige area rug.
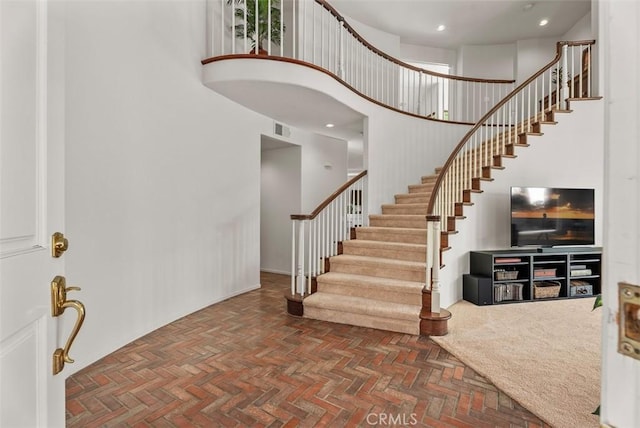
[431,298,601,428]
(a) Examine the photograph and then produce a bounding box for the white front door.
[0,1,74,426]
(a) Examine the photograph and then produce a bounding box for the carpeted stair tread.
[395,193,431,204]
[303,292,420,321]
[330,254,426,282]
[381,203,429,215]
[317,271,424,294]
[330,254,425,270]
[341,239,426,262]
[408,183,434,193]
[369,214,428,228]
[303,306,419,335]
[356,227,427,244]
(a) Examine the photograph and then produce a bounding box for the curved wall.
[203,58,472,214]
[61,0,273,373]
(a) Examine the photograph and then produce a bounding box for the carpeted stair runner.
[303,170,439,335]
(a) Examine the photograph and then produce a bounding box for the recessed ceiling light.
[539,19,549,26]
[437,24,446,32]
[325,123,334,128]
[523,3,534,12]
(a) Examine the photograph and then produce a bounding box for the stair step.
[381,203,428,215]
[395,193,431,204]
[329,254,426,282]
[408,183,434,194]
[303,293,420,334]
[421,175,438,184]
[369,214,427,229]
[355,227,427,244]
[316,272,423,305]
[341,239,426,262]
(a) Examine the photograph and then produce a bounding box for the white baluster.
[307,217,311,295]
[220,0,225,55]
[243,0,248,53]
[431,219,441,314]
[291,220,296,295]
[290,0,294,58]
[339,23,344,78]
[296,219,305,295]
[426,219,433,292]
[561,45,569,110]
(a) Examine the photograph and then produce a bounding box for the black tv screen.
[510,187,595,247]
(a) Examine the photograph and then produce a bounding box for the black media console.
[464,247,602,305]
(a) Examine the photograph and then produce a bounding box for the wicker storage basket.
[495,270,518,280]
[534,281,561,299]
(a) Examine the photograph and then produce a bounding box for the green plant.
[552,66,572,85]
[227,0,284,53]
[591,294,602,416]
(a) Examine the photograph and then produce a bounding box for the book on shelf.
[570,268,593,276]
[534,268,556,278]
[495,257,522,263]
[571,264,587,269]
[494,282,524,302]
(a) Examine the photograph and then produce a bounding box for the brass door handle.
[51,276,86,375]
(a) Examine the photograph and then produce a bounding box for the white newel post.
[291,220,296,295]
[297,219,305,295]
[425,219,433,294]
[430,218,441,314]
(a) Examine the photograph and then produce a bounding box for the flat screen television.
[510,187,595,247]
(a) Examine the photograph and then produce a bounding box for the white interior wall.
[457,43,516,80]
[62,0,272,373]
[439,100,604,308]
[515,38,558,84]
[347,136,364,174]
[366,113,469,213]
[298,132,349,212]
[259,129,348,275]
[563,12,593,42]
[399,43,457,71]
[260,145,301,275]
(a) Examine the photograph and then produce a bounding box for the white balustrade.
[290,172,367,296]
[427,41,595,238]
[207,0,515,123]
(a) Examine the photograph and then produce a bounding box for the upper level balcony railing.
[206,0,515,123]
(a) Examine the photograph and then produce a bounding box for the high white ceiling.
[329,0,591,50]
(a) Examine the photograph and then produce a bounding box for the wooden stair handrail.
[426,40,596,215]
[291,170,367,221]
[202,55,481,125]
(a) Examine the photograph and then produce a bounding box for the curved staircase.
[291,40,598,337]
[303,171,440,335]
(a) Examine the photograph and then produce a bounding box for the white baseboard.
[260,268,291,276]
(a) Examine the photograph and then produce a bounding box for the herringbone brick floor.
[66,272,551,427]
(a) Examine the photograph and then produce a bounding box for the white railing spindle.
[208,0,514,123]
[427,41,596,290]
[290,172,367,297]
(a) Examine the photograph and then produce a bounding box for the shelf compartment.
[533,281,562,299]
